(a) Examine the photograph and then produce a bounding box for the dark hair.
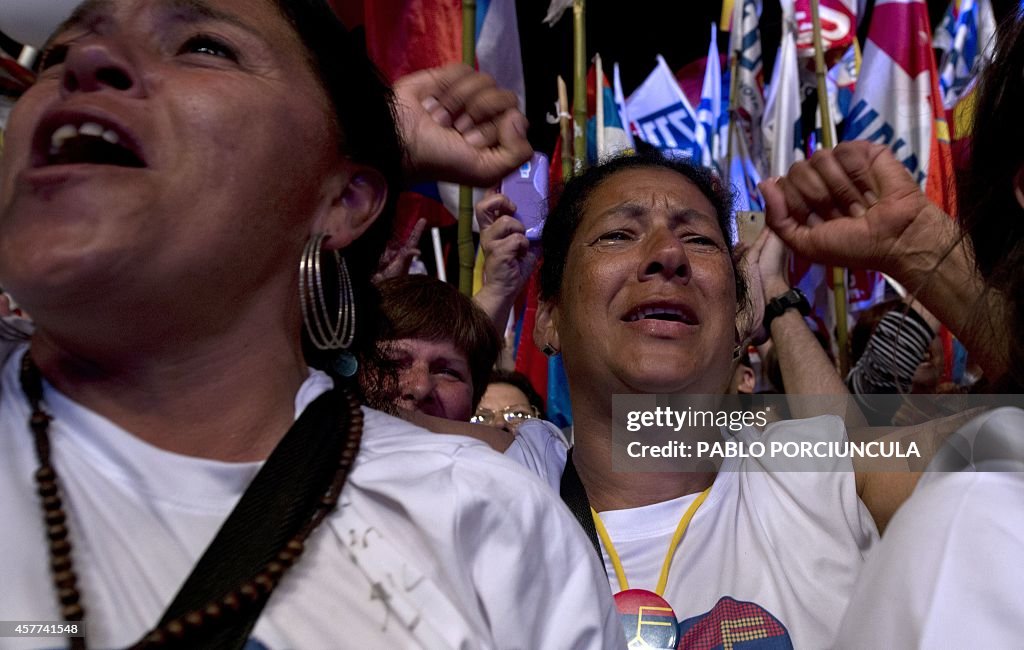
[850,298,903,365]
[486,369,547,420]
[959,7,1024,390]
[369,275,501,408]
[273,0,404,372]
[538,148,746,309]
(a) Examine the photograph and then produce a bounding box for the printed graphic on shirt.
[677,597,792,649]
[617,588,680,648]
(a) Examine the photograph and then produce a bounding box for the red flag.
[514,274,548,399]
[328,0,463,245]
[330,0,461,82]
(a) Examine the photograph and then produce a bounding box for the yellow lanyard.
[590,487,711,596]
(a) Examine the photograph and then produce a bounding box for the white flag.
[625,55,703,161]
[762,3,805,176]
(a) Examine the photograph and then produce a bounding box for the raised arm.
[761,141,1009,383]
[742,227,860,419]
[393,64,532,187]
[471,192,539,332]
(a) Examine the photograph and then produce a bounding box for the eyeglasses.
[470,405,540,427]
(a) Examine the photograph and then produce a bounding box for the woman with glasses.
[362,277,564,456]
[472,369,546,431]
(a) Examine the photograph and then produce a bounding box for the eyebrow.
[597,202,717,225]
[52,0,266,43]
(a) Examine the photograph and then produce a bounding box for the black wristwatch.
[763,288,811,331]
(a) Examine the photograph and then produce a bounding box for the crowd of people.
[0,0,1022,648]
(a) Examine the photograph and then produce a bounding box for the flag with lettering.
[842,0,957,317]
[793,0,858,57]
[626,55,704,161]
[844,0,956,212]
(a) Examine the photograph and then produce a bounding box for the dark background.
[3,0,1018,153]
[515,0,1018,152]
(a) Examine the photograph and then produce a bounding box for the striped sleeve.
[847,307,935,397]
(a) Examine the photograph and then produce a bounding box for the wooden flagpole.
[595,53,605,161]
[457,0,477,296]
[810,0,850,375]
[558,76,573,181]
[572,0,587,174]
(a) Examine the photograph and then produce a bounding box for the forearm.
[767,284,863,424]
[888,209,1009,381]
[472,285,515,335]
[771,311,848,397]
[400,408,514,451]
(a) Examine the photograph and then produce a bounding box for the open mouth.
[624,304,699,325]
[36,118,146,169]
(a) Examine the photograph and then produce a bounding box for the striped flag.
[723,0,767,208]
[697,24,726,169]
[589,58,633,163]
[727,0,767,174]
[613,63,637,150]
[936,0,996,108]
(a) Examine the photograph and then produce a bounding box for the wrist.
[763,287,811,332]
[883,205,960,286]
[762,280,792,302]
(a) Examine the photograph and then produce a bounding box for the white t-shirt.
[0,344,622,649]
[510,416,879,649]
[836,407,1024,648]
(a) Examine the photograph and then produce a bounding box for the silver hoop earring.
[300,233,356,351]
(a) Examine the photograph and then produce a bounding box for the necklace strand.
[20,352,363,649]
[590,487,711,595]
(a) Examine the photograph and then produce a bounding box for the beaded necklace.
[20,353,363,649]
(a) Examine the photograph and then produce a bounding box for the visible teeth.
[50,124,78,152]
[79,122,104,137]
[48,122,125,154]
[630,306,687,322]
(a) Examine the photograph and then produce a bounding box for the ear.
[736,365,756,394]
[313,164,389,251]
[533,298,561,353]
[1015,167,1024,212]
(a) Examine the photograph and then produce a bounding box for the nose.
[639,227,690,282]
[61,39,144,99]
[399,364,435,406]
